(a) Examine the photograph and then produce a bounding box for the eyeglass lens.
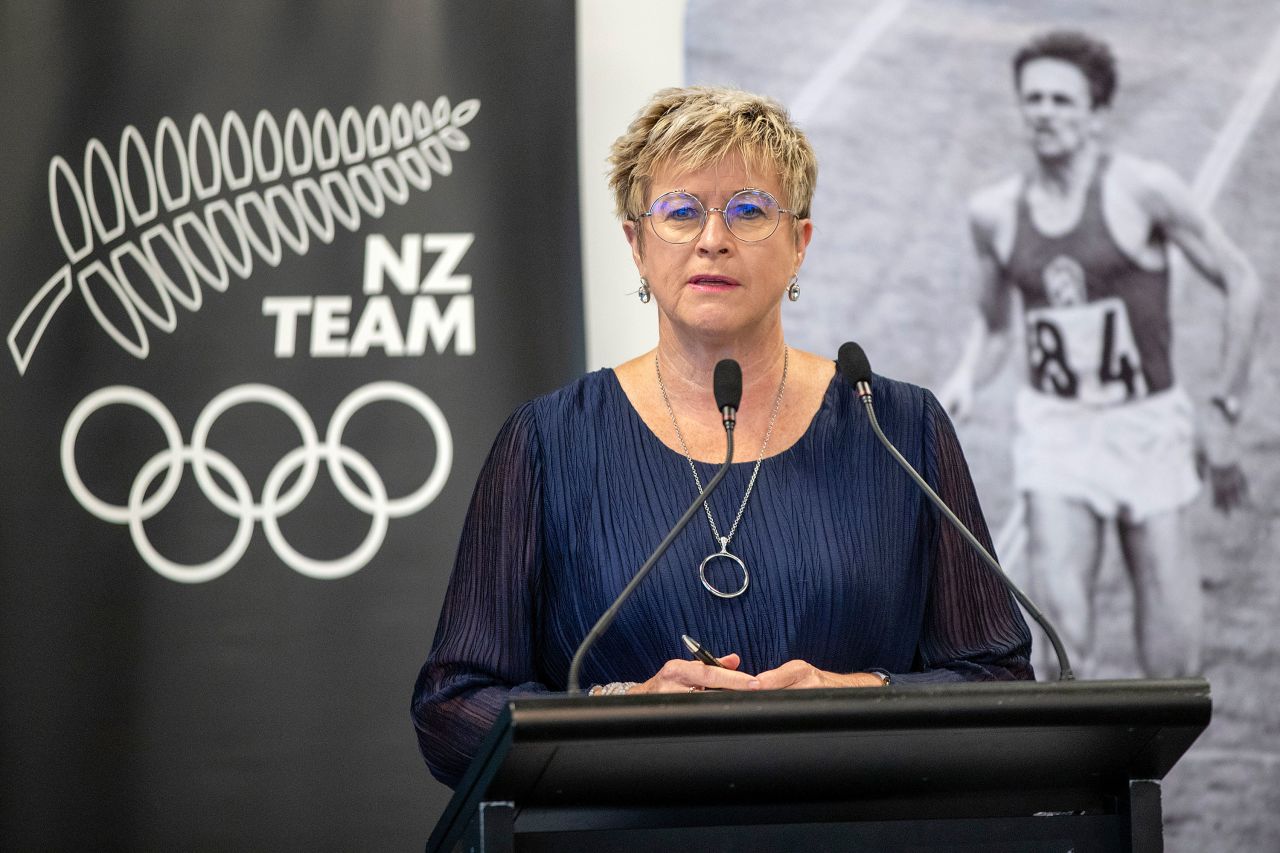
[648,190,781,243]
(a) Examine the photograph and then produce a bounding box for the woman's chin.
[673,310,770,342]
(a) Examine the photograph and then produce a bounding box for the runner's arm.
[939,201,1015,420]
[1139,163,1261,403]
[1138,162,1259,508]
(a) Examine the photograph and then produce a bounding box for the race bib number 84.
[1025,297,1147,405]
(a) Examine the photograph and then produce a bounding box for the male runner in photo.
[941,30,1261,677]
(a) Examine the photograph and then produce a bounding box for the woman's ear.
[794,218,814,267]
[624,220,645,272]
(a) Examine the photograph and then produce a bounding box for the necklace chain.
[655,347,788,548]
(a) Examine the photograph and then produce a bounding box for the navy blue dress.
[412,369,1033,787]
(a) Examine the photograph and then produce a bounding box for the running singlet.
[1003,157,1173,405]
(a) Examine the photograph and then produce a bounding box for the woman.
[412,86,1033,787]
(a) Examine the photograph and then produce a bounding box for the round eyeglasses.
[637,189,796,244]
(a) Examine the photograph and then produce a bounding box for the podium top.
[429,678,1210,850]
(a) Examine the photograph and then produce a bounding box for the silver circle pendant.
[698,548,750,599]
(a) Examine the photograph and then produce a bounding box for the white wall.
[576,0,686,370]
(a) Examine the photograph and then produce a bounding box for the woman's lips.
[688,275,741,290]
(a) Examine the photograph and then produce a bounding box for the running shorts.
[1012,386,1200,521]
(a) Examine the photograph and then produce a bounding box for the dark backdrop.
[0,2,581,848]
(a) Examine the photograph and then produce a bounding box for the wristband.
[1211,394,1242,425]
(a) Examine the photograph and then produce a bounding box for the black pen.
[681,634,726,668]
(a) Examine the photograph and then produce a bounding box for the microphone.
[566,358,743,693]
[836,342,1075,681]
[715,359,742,430]
[837,341,873,399]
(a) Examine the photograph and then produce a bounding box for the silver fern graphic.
[8,97,480,375]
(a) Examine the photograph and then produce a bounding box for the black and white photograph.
[686,0,1279,848]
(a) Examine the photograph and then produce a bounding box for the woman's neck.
[653,322,788,413]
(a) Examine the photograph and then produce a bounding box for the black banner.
[0,2,581,848]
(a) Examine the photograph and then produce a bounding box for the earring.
[786,275,800,302]
[638,277,651,304]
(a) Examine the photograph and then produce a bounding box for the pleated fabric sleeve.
[411,403,550,787]
[890,391,1034,684]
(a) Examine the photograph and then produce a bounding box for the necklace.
[655,346,788,599]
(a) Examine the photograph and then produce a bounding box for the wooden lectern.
[427,678,1210,852]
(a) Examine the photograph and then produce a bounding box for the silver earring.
[638,277,651,304]
[786,275,800,302]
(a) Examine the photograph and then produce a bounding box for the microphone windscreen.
[713,359,743,411]
[837,342,873,387]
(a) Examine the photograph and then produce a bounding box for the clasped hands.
[627,654,887,694]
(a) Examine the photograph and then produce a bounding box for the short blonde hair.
[607,86,818,222]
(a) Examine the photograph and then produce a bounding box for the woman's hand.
[627,656,887,694]
[628,653,759,694]
[751,660,887,690]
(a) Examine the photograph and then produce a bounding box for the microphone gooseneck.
[566,359,743,693]
[836,342,1075,681]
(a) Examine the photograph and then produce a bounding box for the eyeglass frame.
[633,188,799,244]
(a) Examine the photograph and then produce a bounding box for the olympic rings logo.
[61,381,452,583]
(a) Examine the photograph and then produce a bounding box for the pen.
[681,634,726,668]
